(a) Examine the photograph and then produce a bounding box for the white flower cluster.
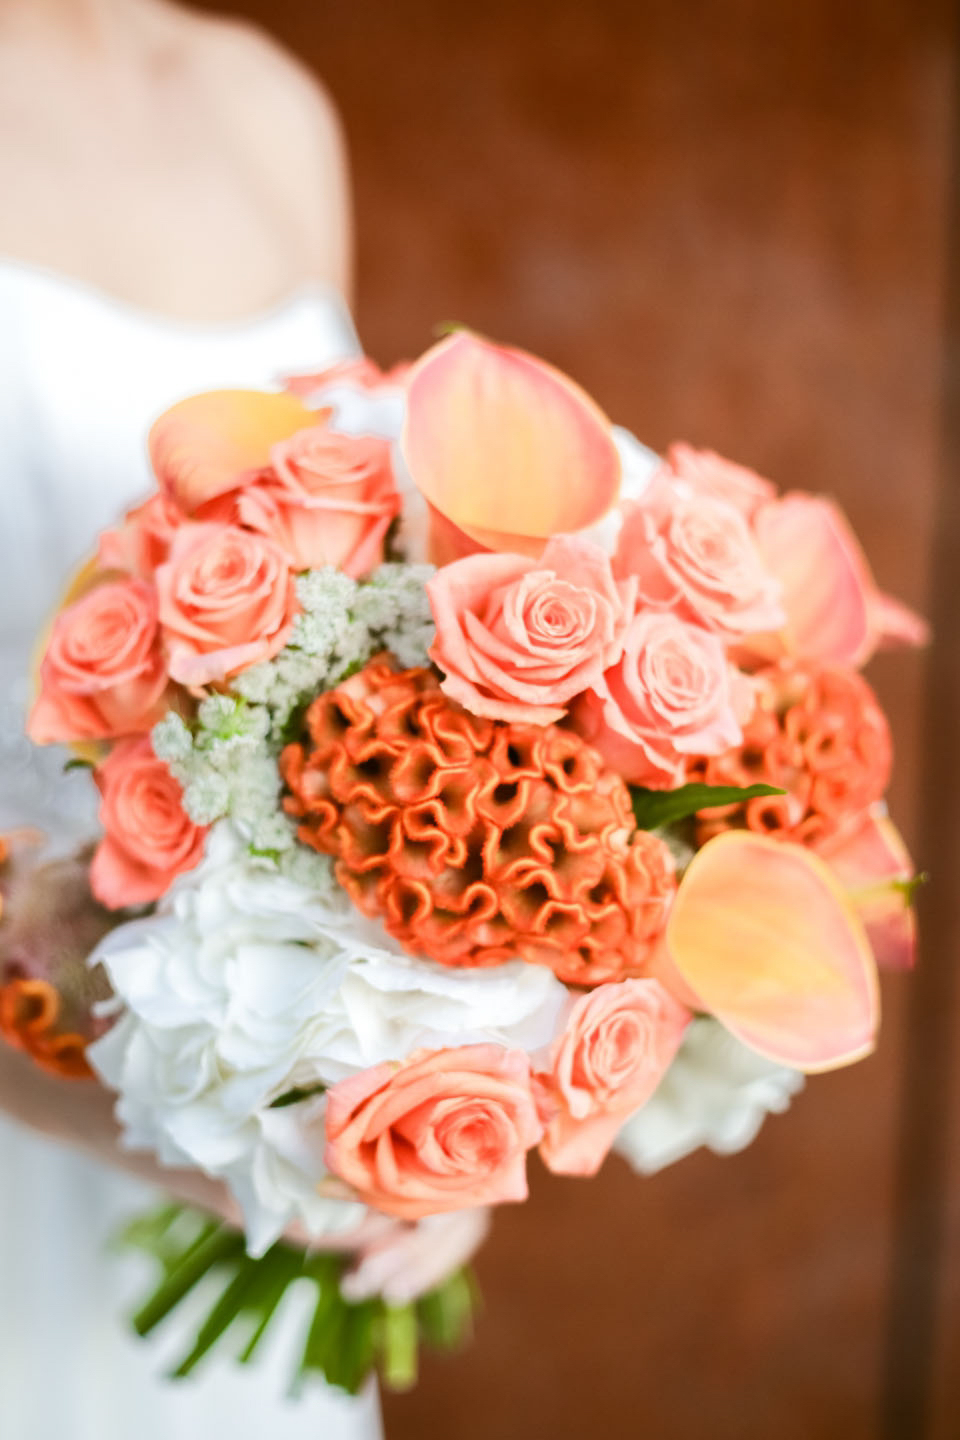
[613,1018,804,1173]
[150,562,436,869]
[90,823,569,1254]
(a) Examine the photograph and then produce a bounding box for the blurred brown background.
[203,2,958,1434]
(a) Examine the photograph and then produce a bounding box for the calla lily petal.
[666,832,878,1072]
[402,332,620,552]
[149,390,317,511]
[819,806,918,972]
[754,495,873,667]
[872,590,930,651]
[753,494,928,667]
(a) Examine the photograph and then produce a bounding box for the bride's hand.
[0,1038,491,1300]
[0,834,491,1300]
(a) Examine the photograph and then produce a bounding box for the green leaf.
[120,1203,480,1396]
[237,1247,304,1365]
[269,1082,327,1110]
[172,1261,265,1377]
[131,1222,244,1337]
[63,757,94,772]
[631,781,786,832]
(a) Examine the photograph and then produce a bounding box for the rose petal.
[402,332,620,549]
[666,831,879,1072]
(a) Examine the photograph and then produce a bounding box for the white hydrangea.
[90,822,570,1254]
[613,1018,805,1174]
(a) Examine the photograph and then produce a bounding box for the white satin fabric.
[0,260,383,1440]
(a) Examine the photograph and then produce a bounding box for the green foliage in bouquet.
[630,781,784,833]
[120,1205,477,1396]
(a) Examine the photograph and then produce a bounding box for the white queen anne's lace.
[151,563,436,864]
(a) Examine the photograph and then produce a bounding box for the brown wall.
[198,3,957,1434]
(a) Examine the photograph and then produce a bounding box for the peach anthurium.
[401,332,621,560]
[666,831,879,1072]
[753,494,928,668]
[818,805,918,973]
[148,389,318,511]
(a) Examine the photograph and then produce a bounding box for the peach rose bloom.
[615,480,783,642]
[662,442,775,519]
[28,579,168,745]
[90,736,207,908]
[212,425,400,577]
[575,610,747,787]
[156,522,298,687]
[539,979,691,1176]
[98,493,184,579]
[325,1045,545,1219]
[427,537,636,724]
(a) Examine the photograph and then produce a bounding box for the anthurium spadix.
[666,832,879,1072]
[401,332,621,560]
[149,389,317,511]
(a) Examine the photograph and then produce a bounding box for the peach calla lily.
[666,831,879,1072]
[401,332,621,561]
[148,389,317,512]
[753,494,928,668]
[818,806,918,973]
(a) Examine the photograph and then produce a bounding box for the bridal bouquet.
[5,332,925,1393]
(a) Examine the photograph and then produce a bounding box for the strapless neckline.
[0,255,353,340]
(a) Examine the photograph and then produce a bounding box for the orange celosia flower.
[688,664,892,848]
[281,662,675,985]
[0,976,92,1079]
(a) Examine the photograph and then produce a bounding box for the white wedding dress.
[0,260,383,1440]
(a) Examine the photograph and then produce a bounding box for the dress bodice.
[0,260,360,836]
[0,259,382,1440]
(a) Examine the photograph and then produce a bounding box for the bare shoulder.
[165,8,352,291]
[184,13,345,146]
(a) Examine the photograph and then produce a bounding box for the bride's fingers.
[341,1207,491,1305]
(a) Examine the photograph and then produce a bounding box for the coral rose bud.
[615,480,784,641]
[156,522,298,687]
[539,979,691,1176]
[661,443,775,519]
[428,536,636,724]
[210,425,400,577]
[90,737,207,908]
[28,579,169,746]
[325,1045,545,1219]
[575,611,746,788]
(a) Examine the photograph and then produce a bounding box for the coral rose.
[28,579,168,745]
[97,493,183,579]
[90,736,207,908]
[539,979,691,1176]
[427,537,636,724]
[156,522,298,687]
[211,425,400,576]
[575,611,747,787]
[661,442,775,519]
[324,1045,545,1219]
[615,479,783,641]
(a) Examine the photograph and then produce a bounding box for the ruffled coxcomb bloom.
[281,660,676,986]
